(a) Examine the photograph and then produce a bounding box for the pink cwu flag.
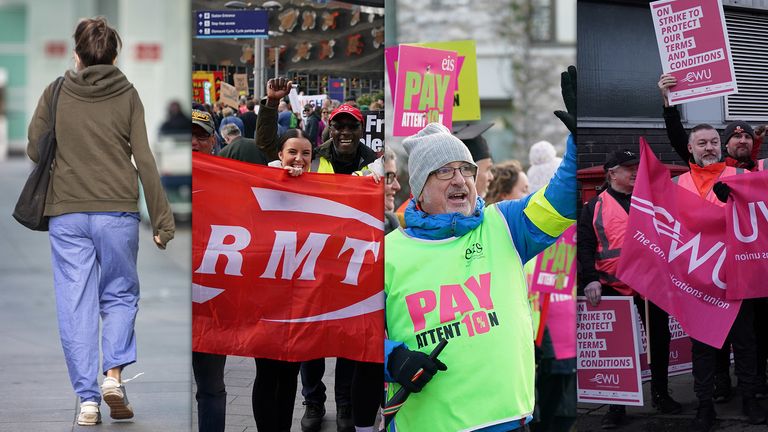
[616,137,740,348]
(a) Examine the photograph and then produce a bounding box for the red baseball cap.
[329,104,364,124]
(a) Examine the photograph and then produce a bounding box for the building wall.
[579,124,768,170]
[578,0,768,169]
[393,0,576,166]
[578,126,687,169]
[7,0,189,156]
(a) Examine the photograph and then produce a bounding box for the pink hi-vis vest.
[672,165,743,208]
[591,190,634,296]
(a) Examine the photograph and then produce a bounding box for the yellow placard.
[411,40,480,121]
[192,71,217,105]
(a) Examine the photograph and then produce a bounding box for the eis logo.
[589,373,620,385]
[465,242,484,261]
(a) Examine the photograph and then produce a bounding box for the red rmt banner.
[191,153,384,362]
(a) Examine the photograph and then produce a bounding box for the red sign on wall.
[135,43,162,61]
[45,41,68,58]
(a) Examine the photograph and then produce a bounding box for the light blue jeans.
[49,212,140,403]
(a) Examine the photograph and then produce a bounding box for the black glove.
[713,181,731,203]
[388,345,447,393]
[554,65,577,135]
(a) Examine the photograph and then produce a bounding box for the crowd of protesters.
[192,78,382,432]
[191,65,579,432]
[576,73,768,432]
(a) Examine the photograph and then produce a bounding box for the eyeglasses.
[430,164,477,180]
[385,172,397,185]
[331,122,361,131]
[193,131,212,140]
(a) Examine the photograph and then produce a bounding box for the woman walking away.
[26,17,174,426]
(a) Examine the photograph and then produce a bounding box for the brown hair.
[485,160,524,205]
[73,17,122,67]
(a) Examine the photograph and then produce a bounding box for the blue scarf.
[403,197,485,240]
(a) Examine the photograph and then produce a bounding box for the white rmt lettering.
[195,225,251,276]
[260,231,330,280]
[337,238,380,286]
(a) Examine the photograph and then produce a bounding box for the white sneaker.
[101,376,134,419]
[77,401,101,426]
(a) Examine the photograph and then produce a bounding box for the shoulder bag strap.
[49,76,64,133]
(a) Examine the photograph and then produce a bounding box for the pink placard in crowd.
[650,0,737,104]
[530,225,576,295]
[636,310,693,380]
[391,45,457,136]
[577,297,644,406]
[548,292,576,360]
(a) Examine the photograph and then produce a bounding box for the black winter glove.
[388,345,447,393]
[554,65,577,135]
[713,181,731,203]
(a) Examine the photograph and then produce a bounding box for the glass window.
[577,1,664,119]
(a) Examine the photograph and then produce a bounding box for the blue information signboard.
[194,10,269,39]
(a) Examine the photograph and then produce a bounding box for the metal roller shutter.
[725,9,768,121]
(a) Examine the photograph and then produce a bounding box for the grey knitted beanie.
[402,123,476,199]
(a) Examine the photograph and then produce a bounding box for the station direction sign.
[194,10,269,39]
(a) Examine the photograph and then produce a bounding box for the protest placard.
[386,40,480,121]
[361,110,384,154]
[392,45,458,136]
[548,292,576,360]
[636,310,693,380]
[650,0,737,104]
[218,82,238,109]
[299,94,327,111]
[577,296,644,406]
[234,73,249,97]
[530,225,576,294]
[193,71,216,105]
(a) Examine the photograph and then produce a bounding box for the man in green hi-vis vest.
[384,67,577,432]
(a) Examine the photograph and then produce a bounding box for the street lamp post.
[254,38,264,100]
[274,46,280,78]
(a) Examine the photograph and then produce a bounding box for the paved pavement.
[578,371,768,431]
[0,157,192,432]
[192,357,380,432]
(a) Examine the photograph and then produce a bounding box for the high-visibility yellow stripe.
[312,156,369,174]
[317,157,334,173]
[522,187,575,238]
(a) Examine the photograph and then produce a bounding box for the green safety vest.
[385,205,535,431]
